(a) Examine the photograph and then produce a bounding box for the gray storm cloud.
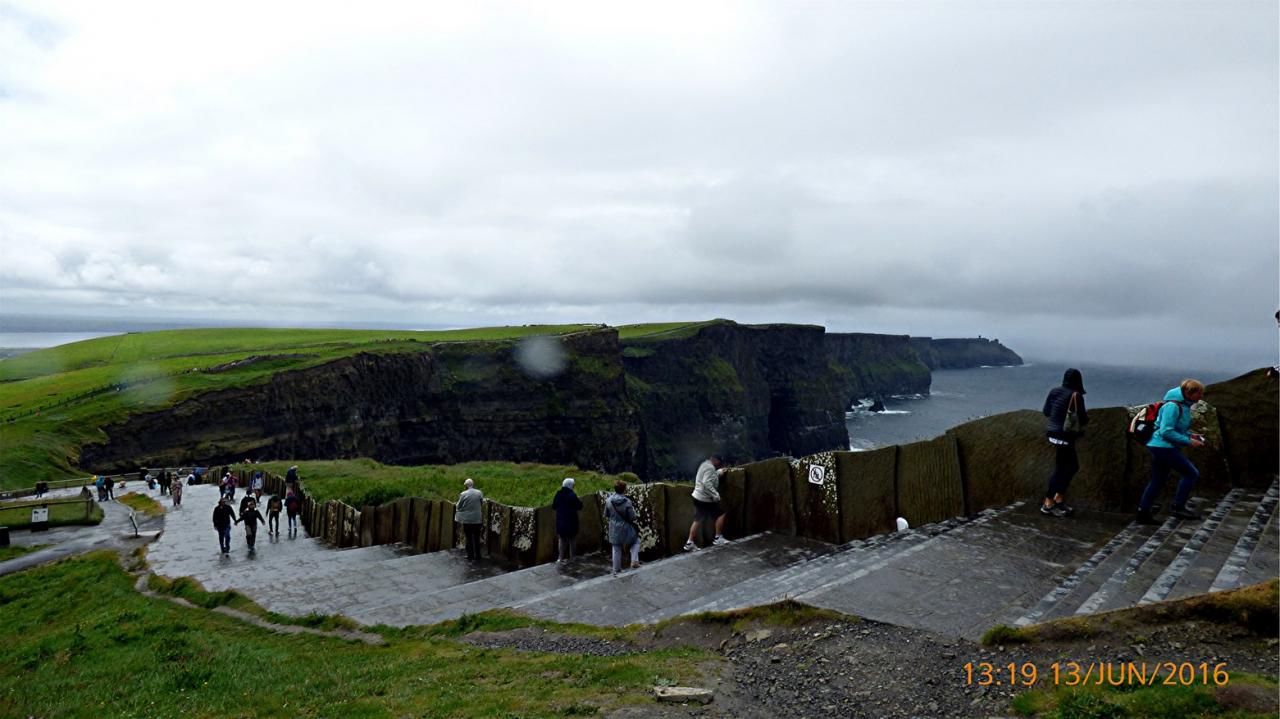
[0,1,1275,372]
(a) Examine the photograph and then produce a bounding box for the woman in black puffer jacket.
[1041,368,1089,517]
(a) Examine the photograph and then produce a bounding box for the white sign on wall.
[30,507,49,523]
[807,465,826,486]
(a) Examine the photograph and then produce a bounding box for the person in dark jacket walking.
[284,490,301,535]
[552,478,584,563]
[213,498,237,554]
[605,481,641,576]
[237,499,266,551]
[1041,368,1089,517]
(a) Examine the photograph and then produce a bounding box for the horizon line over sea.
[844,362,1243,451]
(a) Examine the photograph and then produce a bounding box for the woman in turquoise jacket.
[1136,379,1206,524]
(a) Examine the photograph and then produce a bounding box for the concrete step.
[1139,490,1247,605]
[1015,520,1156,626]
[795,502,1129,639]
[251,548,516,618]
[1211,479,1280,592]
[348,552,618,627]
[1072,497,1209,616]
[632,504,1018,624]
[1238,508,1280,588]
[1165,489,1265,600]
[512,533,834,626]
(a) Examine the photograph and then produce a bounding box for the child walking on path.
[237,500,266,551]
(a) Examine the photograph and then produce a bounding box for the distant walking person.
[284,490,301,535]
[171,476,183,507]
[105,476,115,501]
[285,465,301,497]
[237,499,266,551]
[1040,368,1089,517]
[1136,379,1207,525]
[213,498,236,554]
[684,455,729,550]
[552,478,584,563]
[95,475,106,501]
[455,479,484,560]
[606,480,641,576]
[266,494,282,536]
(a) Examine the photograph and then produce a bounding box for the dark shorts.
[693,498,723,521]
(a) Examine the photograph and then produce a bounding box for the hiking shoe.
[682,540,698,552]
[1135,511,1160,526]
[1039,503,1066,517]
[1054,501,1075,516]
[712,535,730,546]
[1171,506,1201,520]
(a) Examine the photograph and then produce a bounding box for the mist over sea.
[846,363,1242,450]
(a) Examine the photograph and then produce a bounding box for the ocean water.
[0,332,120,349]
[846,362,1241,450]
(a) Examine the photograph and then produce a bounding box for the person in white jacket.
[684,455,729,551]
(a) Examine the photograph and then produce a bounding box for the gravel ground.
[462,627,637,657]
[456,615,1279,718]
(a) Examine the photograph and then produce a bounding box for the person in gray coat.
[605,480,642,576]
[455,478,485,560]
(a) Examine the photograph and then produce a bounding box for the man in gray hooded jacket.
[456,478,484,560]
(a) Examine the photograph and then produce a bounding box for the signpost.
[30,506,49,532]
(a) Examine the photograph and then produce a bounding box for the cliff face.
[825,332,932,404]
[79,329,637,474]
[622,321,849,480]
[909,337,1023,370]
[77,321,1030,483]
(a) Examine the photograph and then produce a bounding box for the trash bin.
[0,526,9,547]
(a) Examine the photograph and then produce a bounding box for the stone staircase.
[148,481,1279,639]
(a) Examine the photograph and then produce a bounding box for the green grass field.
[0,553,712,718]
[615,320,718,341]
[0,325,591,490]
[248,459,629,508]
[0,501,102,530]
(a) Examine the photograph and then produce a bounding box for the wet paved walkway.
[0,482,163,578]
[133,480,1280,638]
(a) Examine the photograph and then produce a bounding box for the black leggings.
[1045,442,1079,500]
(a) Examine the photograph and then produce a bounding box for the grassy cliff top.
[616,320,725,342]
[247,459,628,508]
[0,325,591,488]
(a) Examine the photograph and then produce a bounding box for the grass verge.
[249,458,633,508]
[0,501,102,530]
[0,553,713,718]
[982,580,1279,646]
[1010,672,1278,718]
[0,544,44,562]
[116,492,164,517]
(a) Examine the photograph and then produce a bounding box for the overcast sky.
[1,1,1276,371]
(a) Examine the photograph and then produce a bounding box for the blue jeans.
[1139,446,1199,512]
[217,526,232,552]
